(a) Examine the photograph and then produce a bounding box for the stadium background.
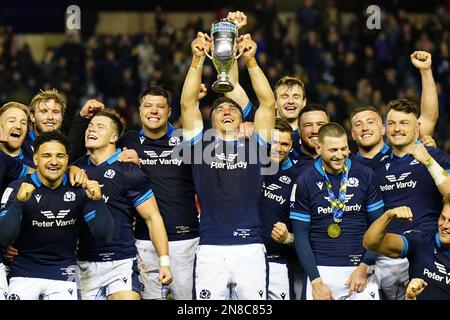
[0,0,449,153]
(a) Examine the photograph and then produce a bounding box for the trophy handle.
[204,50,213,60]
[235,51,243,59]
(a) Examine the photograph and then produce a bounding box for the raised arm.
[180,32,211,138]
[363,206,412,258]
[411,51,438,136]
[238,34,275,141]
[224,11,250,110]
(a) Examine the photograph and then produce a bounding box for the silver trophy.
[205,19,242,93]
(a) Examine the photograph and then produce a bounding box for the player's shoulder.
[427,146,450,160]
[349,158,376,180]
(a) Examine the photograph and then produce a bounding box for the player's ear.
[33,153,38,167]
[110,133,118,144]
[315,143,321,155]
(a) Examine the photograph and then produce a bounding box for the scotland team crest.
[104,169,116,179]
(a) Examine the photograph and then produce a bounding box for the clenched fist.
[16,182,35,203]
[387,206,413,222]
[80,99,105,119]
[83,180,102,201]
[411,51,432,70]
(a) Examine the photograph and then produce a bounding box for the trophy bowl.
[206,20,241,93]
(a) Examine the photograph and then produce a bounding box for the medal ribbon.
[322,163,348,223]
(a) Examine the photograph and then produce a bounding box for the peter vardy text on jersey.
[210,161,248,170]
[380,180,417,191]
[32,218,76,227]
[140,157,182,166]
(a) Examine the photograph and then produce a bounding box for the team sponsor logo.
[324,194,354,203]
[380,172,416,191]
[279,175,291,184]
[410,159,419,165]
[318,194,361,214]
[422,262,450,284]
[385,163,391,171]
[263,183,286,205]
[41,209,71,219]
[139,136,146,144]
[386,172,411,182]
[264,183,281,191]
[102,194,109,203]
[140,150,182,166]
[35,194,42,203]
[168,136,181,146]
[63,191,76,202]
[104,169,115,179]
[210,153,247,170]
[217,153,238,162]
[316,182,323,190]
[347,177,359,187]
[144,150,172,158]
[34,209,76,227]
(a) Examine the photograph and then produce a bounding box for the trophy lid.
[210,20,238,36]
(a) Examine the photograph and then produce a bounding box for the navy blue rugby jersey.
[353,142,390,170]
[185,131,271,245]
[289,129,302,160]
[375,146,450,235]
[1,173,102,281]
[259,157,301,261]
[21,130,36,161]
[0,149,29,198]
[11,149,36,168]
[290,157,384,266]
[400,231,450,300]
[73,148,154,261]
[118,125,199,241]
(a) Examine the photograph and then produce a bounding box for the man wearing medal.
[290,122,385,300]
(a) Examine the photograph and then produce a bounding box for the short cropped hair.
[33,130,69,154]
[139,85,171,106]
[298,103,329,122]
[210,97,243,121]
[93,109,126,137]
[386,99,419,118]
[318,122,347,143]
[350,106,381,121]
[274,76,305,99]
[275,117,294,140]
[30,89,67,115]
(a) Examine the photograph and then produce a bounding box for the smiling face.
[139,94,171,132]
[85,115,118,150]
[316,135,349,175]
[438,204,450,249]
[299,110,328,155]
[270,130,293,164]
[33,140,68,185]
[0,107,28,153]
[386,109,418,149]
[31,99,63,134]
[211,103,242,132]
[275,84,306,122]
[351,110,385,149]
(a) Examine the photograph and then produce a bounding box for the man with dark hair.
[118,85,199,300]
[371,98,450,299]
[73,109,173,300]
[351,51,439,172]
[291,122,384,300]
[259,118,301,300]
[296,104,329,160]
[180,30,275,300]
[363,194,450,300]
[0,131,113,300]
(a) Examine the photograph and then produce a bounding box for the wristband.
[160,255,170,267]
[426,158,448,185]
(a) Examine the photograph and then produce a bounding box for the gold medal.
[327,223,341,238]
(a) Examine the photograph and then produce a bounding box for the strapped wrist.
[159,255,170,267]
